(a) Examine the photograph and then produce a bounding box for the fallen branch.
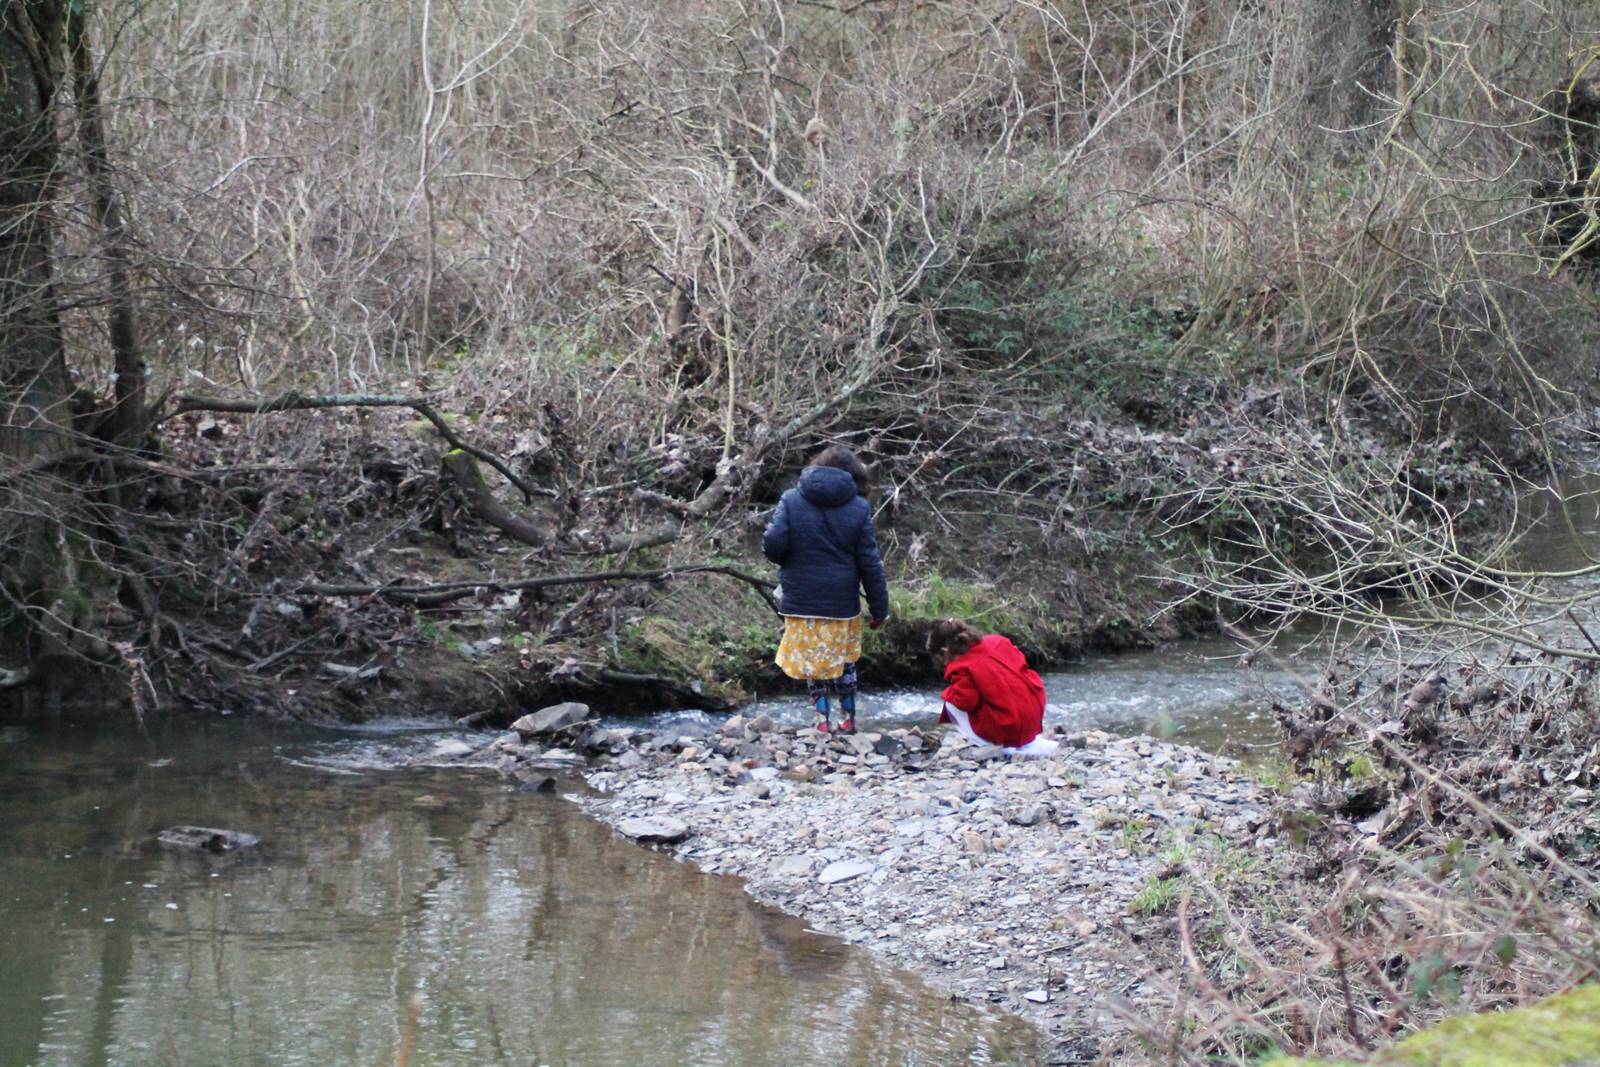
[299,563,781,614]
[442,451,549,547]
[320,662,383,681]
[570,521,684,556]
[166,391,554,502]
[0,446,194,489]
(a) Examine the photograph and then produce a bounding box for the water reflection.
[0,718,1038,1067]
[1513,475,1600,571]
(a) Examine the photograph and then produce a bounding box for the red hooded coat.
[939,634,1046,747]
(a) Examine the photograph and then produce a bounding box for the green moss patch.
[1388,984,1600,1067]
[1265,985,1600,1067]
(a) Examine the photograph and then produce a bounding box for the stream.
[640,633,1297,755]
[0,634,1414,1067]
[0,716,1040,1066]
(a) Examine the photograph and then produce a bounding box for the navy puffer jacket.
[761,466,890,621]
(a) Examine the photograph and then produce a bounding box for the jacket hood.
[948,634,1026,676]
[798,465,860,508]
[980,633,1027,669]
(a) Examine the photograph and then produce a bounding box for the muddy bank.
[454,711,1276,1061]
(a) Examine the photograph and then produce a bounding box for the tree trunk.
[68,1,143,447]
[1,1,70,458]
[0,0,72,622]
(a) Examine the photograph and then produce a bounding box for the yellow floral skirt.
[774,615,863,681]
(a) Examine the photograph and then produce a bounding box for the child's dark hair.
[926,618,983,660]
[808,444,870,495]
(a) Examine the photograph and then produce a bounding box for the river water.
[0,604,1318,1067]
[644,632,1299,756]
[0,717,1039,1067]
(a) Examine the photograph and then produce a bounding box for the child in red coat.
[926,619,1059,757]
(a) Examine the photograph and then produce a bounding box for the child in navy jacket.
[762,446,890,734]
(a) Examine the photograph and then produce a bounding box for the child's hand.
[868,616,885,630]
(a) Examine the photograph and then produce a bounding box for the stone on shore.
[818,860,874,884]
[1274,984,1600,1066]
[616,815,691,844]
[1008,803,1048,826]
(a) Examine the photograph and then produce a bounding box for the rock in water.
[617,816,691,844]
[157,826,260,853]
[510,702,593,739]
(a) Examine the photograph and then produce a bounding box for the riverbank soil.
[1,383,1524,728]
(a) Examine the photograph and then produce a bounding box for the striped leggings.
[807,662,858,722]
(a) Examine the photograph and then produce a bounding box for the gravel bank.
[472,713,1279,1060]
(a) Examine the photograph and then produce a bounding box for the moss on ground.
[1265,984,1600,1067]
[1387,985,1600,1066]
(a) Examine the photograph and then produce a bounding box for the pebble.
[1009,803,1047,827]
[771,855,814,877]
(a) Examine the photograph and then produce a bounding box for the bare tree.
[1,0,74,671]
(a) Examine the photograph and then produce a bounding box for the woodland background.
[3,0,1599,712]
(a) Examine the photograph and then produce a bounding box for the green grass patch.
[1128,874,1184,917]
